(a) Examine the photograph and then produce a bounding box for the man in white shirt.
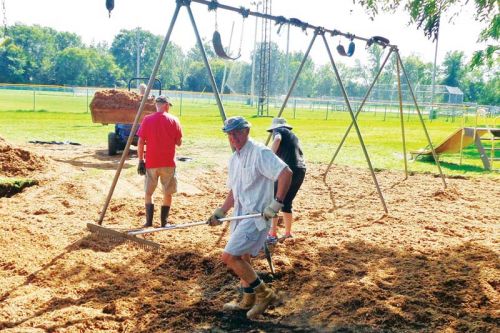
[208,116,292,319]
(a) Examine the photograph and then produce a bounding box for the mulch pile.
[90,89,156,112]
[0,142,498,332]
[0,137,48,178]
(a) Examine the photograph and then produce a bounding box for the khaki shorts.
[224,218,269,257]
[145,167,177,196]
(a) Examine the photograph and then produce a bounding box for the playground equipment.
[208,6,248,61]
[411,110,500,170]
[92,0,446,255]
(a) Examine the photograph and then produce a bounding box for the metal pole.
[136,28,140,88]
[98,3,182,225]
[250,1,260,106]
[190,0,392,47]
[324,47,394,177]
[265,30,318,145]
[284,23,290,94]
[186,4,227,123]
[396,50,447,189]
[180,92,183,117]
[396,59,408,179]
[430,15,440,121]
[86,84,89,113]
[321,33,388,213]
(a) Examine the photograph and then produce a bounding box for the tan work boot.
[246,282,278,319]
[223,292,256,311]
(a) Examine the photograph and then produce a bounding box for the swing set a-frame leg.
[396,56,409,179]
[323,47,394,181]
[321,33,388,213]
[395,50,447,189]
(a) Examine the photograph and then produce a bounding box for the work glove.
[137,160,146,176]
[207,207,226,226]
[263,199,284,220]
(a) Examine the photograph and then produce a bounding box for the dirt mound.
[0,137,48,177]
[90,89,156,111]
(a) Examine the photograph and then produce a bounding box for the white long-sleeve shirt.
[227,138,287,231]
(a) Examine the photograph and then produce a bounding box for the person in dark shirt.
[266,118,306,243]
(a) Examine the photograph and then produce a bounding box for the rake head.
[86,223,161,252]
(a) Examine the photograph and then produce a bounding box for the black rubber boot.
[143,203,154,227]
[161,205,170,227]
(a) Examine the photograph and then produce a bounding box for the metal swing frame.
[92,0,447,254]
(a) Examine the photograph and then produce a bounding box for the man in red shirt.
[137,95,182,227]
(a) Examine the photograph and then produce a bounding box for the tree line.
[0,24,498,105]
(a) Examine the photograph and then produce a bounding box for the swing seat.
[213,31,240,60]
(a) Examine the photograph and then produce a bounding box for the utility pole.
[257,0,272,117]
[430,13,441,120]
[136,27,140,88]
[284,22,290,94]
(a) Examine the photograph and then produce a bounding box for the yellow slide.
[411,127,490,157]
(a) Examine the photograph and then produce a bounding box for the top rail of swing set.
[189,0,395,48]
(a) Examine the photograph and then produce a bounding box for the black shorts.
[274,168,306,213]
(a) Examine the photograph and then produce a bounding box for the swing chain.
[2,0,7,37]
[208,0,219,31]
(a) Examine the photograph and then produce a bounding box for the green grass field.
[0,89,498,177]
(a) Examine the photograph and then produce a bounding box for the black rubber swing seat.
[213,31,240,61]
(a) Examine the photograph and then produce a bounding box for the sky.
[4,0,487,67]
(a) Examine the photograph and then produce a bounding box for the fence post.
[180,92,183,117]
[33,87,36,112]
[293,99,297,119]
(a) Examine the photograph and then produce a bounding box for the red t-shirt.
[137,112,182,168]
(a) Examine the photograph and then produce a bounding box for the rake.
[86,223,162,251]
[86,213,262,251]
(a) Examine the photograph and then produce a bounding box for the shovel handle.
[128,213,262,236]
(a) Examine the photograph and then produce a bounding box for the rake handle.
[128,213,262,236]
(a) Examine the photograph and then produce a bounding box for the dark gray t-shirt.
[273,127,306,171]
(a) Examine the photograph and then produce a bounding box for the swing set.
[90,0,447,253]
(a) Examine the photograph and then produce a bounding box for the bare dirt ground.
[0,139,498,332]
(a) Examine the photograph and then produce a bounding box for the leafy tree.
[54,47,90,85]
[291,55,315,98]
[440,50,465,87]
[54,32,83,51]
[462,65,499,104]
[157,43,185,90]
[110,28,162,80]
[86,48,124,87]
[224,61,252,94]
[184,59,226,92]
[313,64,336,97]
[400,54,433,86]
[354,0,499,67]
[0,40,27,82]
[5,24,58,83]
[185,41,215,63]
